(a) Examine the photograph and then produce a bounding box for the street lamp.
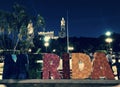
[105,31,111,36]
[44,42,49,52]
[68,46,74,51]
[44,36,50,42]
[105,38,113,44]
[105,31,113,52]
[44,36,50,52]
[105,37,113,52]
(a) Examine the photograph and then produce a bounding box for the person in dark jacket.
[2,54,29,79]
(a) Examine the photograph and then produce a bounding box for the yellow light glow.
[44,36,50,42]
[68,46,74,51]
[44,42,49,47]
[105,38,113,43]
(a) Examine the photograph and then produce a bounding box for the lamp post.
[44,36,50,52]
[105,31,113,52]
[105,37,113,51]
[44,42,49,52]
[105,31,111,36]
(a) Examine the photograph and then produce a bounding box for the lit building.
[38,17,66,39]
[38,31,58,40]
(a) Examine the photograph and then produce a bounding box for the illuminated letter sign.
[62,53,70,79]
[72,53,92,79]
[91,52,114,79]
[42,53,61,79]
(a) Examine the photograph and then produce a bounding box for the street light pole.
[66,11,69,53]
[105,37,113,51]
[105,31,113,53]
[44,36,50,52]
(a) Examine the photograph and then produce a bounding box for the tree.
[0,3,45,53]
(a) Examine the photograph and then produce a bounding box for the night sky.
[0,0,120,37]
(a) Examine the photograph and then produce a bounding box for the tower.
[59,17,66,38]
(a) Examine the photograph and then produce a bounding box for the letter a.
[91,52,114,80]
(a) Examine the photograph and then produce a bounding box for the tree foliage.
[0,3,45,53]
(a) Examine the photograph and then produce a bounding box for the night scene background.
[0,0,120,37]
[0,0,120,53]
[0,0,120,83]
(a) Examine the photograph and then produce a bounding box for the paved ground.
[0,79,120,87]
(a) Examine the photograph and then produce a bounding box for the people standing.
[112,57,120,79]
[2,54,29,79]
[106,51,113,69]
